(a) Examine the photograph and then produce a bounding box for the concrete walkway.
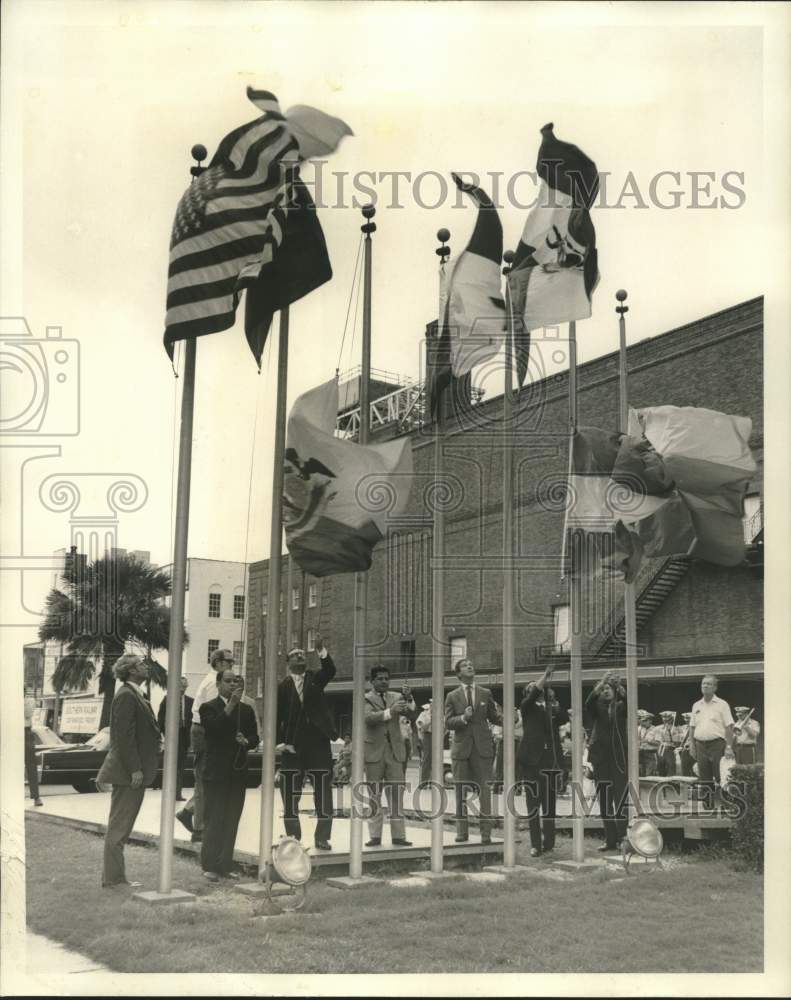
[26,929,108,974]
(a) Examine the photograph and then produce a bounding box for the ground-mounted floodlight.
[622,816,664,872]
[261,836,312,911]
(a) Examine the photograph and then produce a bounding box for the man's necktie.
[465,686,473,709]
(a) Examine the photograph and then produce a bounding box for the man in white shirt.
[176,648,234,842]
[24,695,43,806]
[688,675,735,802]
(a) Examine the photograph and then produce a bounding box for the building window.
[208,592,221,618]
[400,637,416,672]
[290,630,299,649]
[744,493,762,543]
[308,583,317,608]
[233,594,245,620]
[233,640,244,665]
[553,604,570,653]
[292,588,299,611]
[307,628,315,652]
[207,639,219,664]
[279,594,284,614]
[262,595,268,616]
[449,635,467,670]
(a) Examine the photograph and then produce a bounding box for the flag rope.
[336,233,365,373]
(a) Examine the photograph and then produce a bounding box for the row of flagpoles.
[153,88,756,898]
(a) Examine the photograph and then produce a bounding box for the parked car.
[35,727,279,794]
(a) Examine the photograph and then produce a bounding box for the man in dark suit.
[444,658,502,845]
[518,664,568,857]
[97,654,161,888]
[276,637,337,850]
[157,675,193,801]
[199,669,259,882]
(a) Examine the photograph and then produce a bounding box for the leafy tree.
[39,552,187,728]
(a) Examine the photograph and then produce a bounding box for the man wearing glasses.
[276,637,337,851]
[176,647,234,842]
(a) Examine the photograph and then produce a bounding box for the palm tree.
[39,552,188,729]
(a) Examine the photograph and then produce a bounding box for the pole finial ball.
[362,204,376,220]
[437,228,450,244]
[615,289,628,302]
[503,250,515,264]
[191,144,208,163]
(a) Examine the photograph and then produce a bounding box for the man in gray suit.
[363,665,418,848]
[444,658,502,845]
[97,654,161,888]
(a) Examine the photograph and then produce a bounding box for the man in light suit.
[276,637,337,850]
[364,665,418,847]
[97,654,161,888]
[444,658,502,844]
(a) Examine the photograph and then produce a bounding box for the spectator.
[688,675,735,804]
[333,734,352,784]
[157,676,192,801]
[637,710,659,776]
[416,701,434,785]
[97,655,161,888]
[24,695,43,807]
[399,713,413,768]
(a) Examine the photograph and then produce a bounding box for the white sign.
[59,698,103,734]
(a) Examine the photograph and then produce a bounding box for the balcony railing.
[744,504,763,544]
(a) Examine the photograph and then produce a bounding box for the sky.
[1,0,788,654]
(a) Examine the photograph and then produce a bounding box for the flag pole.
[568,319,586,864]
[430,228,450,873]
[501,250,517,867]
[349,204,376,879]
[258,306,290,879]
[616,289,640,817]
[147,144,208,904]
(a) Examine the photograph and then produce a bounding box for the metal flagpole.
[286,553,293,650]
[258,306,290,879]
[568,319,586,863]
[431,228,450,874]
[616,289,640,817]
[501,252,517,866]
[349,204,376,878]
[147,145,208,904]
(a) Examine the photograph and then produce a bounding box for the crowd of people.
[30,641,760,887]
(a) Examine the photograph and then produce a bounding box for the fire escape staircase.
[595,555,691,659]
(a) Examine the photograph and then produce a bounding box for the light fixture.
[621,816,664,872]
[262,836,312,911]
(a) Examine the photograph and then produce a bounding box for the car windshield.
[84,728,111,751]
[32,727,66,748]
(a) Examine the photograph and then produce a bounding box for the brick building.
[246,298,764,748]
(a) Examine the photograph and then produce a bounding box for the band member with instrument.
[678,712,695,777]
[637,710,659,776]
[733,706,760,765]
[651,711,681,777]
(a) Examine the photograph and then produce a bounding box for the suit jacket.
[364,689,418,764]
[157,693,194,751]
[277,654,338,766]
[584,687,628,768]
[200,696,260,783]
[97,683,162,786]
[518,686,568,768]
[445,684,500,761]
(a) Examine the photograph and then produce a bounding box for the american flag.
[163,88,299,358]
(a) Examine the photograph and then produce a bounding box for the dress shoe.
[530,847,541,858]
[125,881,143,888]
[454,834,469,843]
[34,799,43,807]
[314,840,332,851]
[597,843,615,853]
[176,809,193,833]
[222,871,241,880]
[203,871,220,882]
[365,838,382,847]
[392,838,412,847]
[191,831,203,843]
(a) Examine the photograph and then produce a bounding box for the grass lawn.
[26,815,762,974]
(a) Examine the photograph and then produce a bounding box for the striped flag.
[163,88,351,361]
[508,123,599,332]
